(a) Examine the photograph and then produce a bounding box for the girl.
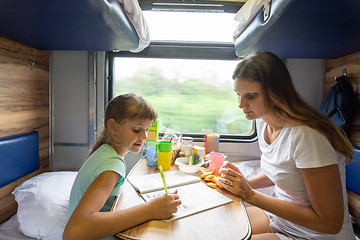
[218,52,354,240]
[63,93,181,240]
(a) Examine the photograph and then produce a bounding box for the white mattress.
[0,214,35,240]
[0,214,119,240]
[119,0,150,53]
[233,0,264,41]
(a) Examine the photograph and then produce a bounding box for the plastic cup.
[146,146,158,167]
[155,141,173,170]
[157,151,172,170]
[208,152,225,175]
[156,141,172,152]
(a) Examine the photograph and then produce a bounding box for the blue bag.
[319,75,358,134]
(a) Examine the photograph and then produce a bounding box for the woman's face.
[234,77,268,120]
[114,118,153,157]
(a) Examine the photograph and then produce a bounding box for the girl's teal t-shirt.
[67,144,126,219]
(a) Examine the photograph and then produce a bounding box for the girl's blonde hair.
[90,93,157,155]
[232,51,354,161]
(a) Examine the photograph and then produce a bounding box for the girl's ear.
[107,119,118,135]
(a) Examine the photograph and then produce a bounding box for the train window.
[143,11,237,43]
[107,8,255,142]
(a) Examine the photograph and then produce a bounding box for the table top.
[113,158,251,240]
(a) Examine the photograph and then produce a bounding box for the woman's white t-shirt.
[256,119,354,240]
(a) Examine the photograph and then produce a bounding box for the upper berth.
[0,0,149,52]
[234,0,360,59]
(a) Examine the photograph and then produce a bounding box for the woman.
[63,93,181,240]
[218,52,354,240]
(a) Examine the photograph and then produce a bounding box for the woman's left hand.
[218,165,254,202]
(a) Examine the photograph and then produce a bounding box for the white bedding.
[233,0,264,41]
[119,0,150,53]
[0,214,35,240]
[0,171,77,240]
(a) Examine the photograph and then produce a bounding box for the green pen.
[159,166,168,195]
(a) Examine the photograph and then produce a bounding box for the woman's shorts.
[265,211,309,240]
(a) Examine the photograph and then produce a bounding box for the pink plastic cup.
[208,152,225,175]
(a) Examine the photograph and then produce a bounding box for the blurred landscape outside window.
[113,57,252,135]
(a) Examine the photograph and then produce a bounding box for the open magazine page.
[141,182,233,222]
[127,170,200,194]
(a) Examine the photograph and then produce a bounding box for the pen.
[159,166,168,195]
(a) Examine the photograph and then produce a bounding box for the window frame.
[106,41,257,143]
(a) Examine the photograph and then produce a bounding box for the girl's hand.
[148,190,181,220]
[218,165,254,202]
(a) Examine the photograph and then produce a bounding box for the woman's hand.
[218,162,255,202]
[148,190,181,220]
[219,161,240,173]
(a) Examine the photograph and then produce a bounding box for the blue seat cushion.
[0,131,40,188]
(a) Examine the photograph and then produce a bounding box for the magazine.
[127,170,233,222]
[127,170,200,194]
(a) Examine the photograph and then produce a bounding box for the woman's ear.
[107,119,118,135]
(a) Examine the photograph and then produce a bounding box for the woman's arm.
[219,164,344,234]
[63,171,181,240]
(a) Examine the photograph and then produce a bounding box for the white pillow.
[12,171,77,240]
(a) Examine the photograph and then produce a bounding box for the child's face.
[115,118,153,157]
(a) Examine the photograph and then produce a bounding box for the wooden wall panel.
[0,36,49,223]
[326,52,360,147]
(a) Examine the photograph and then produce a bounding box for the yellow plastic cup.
[157,151,172,170]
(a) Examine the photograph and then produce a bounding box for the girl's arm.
[219,164,344,234]
[63,171,181,240]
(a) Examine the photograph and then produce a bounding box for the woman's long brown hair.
[233,51,354,161]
